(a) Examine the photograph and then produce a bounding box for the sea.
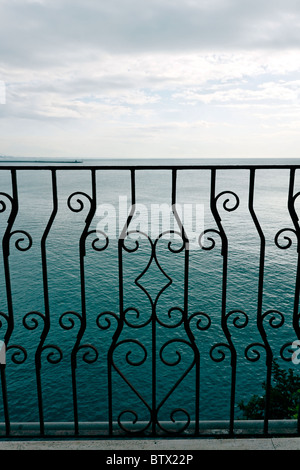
[0,157,300,430]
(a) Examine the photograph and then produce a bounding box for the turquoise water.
[0,158,299,430]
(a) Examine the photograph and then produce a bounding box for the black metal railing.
[0,162,300,438]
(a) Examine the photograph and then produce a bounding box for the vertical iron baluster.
[36,169,58,435]
[1,170,18,436]
[71,169,96,435]
[248,168,272,435]
[210,169,236,435]
[287,168,300,433]
[152,240,156,435]
[108,169,136,436]
[171,169,200,435]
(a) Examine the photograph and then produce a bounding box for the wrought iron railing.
[0,162,300,438]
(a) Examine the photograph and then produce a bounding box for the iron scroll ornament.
[67,183,111,434]
[109,225,199,436]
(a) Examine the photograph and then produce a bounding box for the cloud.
[173,79,300,105]
[1,0,300,70]
[1,0,300,159]
[2,50,300,122]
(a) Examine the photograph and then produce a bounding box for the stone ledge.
[0,437,299,450]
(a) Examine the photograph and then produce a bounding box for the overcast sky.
[1,0,300,160]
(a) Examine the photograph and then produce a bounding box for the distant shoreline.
[0,159,83,163]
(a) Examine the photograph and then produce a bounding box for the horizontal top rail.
[0,163,300,170]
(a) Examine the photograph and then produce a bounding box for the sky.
[1,0,300,160]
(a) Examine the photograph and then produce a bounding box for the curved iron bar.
[209,342,232,363]
[122,229,180,311]
[248,168,274,434]
[119,339,148,367]
[280,342,295,362]
[1,171,20,435]
[122,235,140,253]
[121,229,157,329]
[262,309,285,329]
[157,229,186,255]
[117,409,152,435]
[66,169,101,435]
[59,310,82,330]
[67,191,93,217]
[0,192,13,215]
[109,169,198,436]
[41,344,63,364]
[122,227,188,434]
[156,339,196,435]
[157,408,191,435]
[23,311,45,331]
[159,338,194,367]
[287,182,300,339]
[96,311,120,332]
[215,190,240,214]
[198,228,222,251]
[151,231,182,306]
[130,230,165,308]
[225,309,249,330]
[241,309,288,399]
[155,306,184,329]
[209,170,239,435]
[188,311,211,332]
[6,344,27,364]
[121,227,187,435]
[153,228,187,435]
[285,169,300,431]
[123,307,153,329]
[107,170,136,435]
[274,228,297,250]
[8,230,32,252]
[170,169,200,436]
[77,344,99,364]
[196,228,220,343]
[111,339,152,434]
[152,171,198,435]
[86,229,109,252]
[31,170,58,435]
[213,313,250,365]
[244,342,266,362]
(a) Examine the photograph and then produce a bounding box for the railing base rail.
[0,420,298,439]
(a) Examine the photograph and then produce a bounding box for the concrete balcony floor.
[0,437,300,450]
